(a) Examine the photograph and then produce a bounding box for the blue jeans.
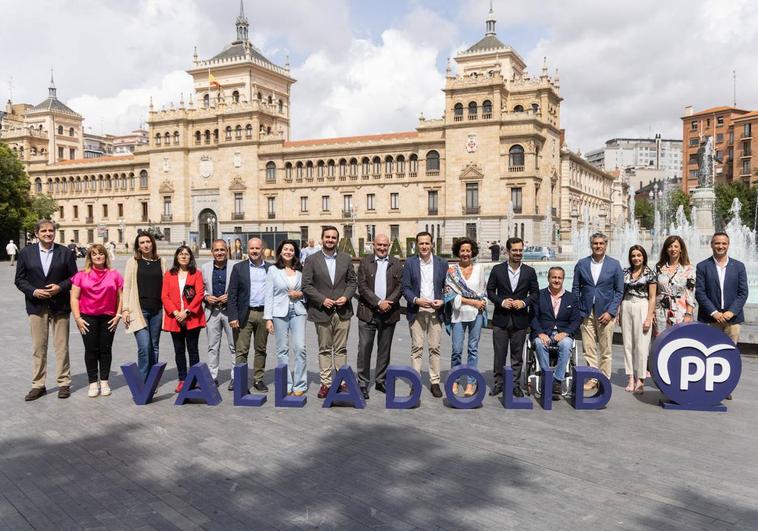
[272,305,307,392]
[451,314,484,384]
[134,308,162,381]
[534,331,572,382]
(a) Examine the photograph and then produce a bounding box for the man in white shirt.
[6,239,18,266]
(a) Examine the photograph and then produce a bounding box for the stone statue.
[696,136,714,188]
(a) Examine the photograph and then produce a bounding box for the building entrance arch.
[198,209,217,249]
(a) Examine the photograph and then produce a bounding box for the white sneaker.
[88,384,100,398]
[100,382,112,396]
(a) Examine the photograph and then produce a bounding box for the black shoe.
[214,378,219,387]
[58,386,71,399]
[360,387,370,400]
[253,380,269,392]
[489,384,503,397]
[430,384,443,398]
[25,387,46,401]
[513,387,524,398]
[552,380,562,400]
[374,382,386,394]
[227,379,234,391]
[726,393,733,400]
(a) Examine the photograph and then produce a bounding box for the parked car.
[522,245,556,261]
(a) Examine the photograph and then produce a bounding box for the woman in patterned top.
[655,235,696,335]
[620,245,657,394]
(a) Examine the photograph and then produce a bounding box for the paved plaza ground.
[1,257,757,530]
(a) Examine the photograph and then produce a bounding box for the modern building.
[585,134,682,187]
[1,3,623,254]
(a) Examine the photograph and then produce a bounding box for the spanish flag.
[209,71,221,89]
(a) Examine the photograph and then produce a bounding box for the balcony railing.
[232,212,245,220]
[454,115,463,122]
[426,170,439,176]
[508,165,525,173]
[161,214,173,222]
[468,114,477,120]
[342,209,353,219]
[463,206,480,215]
[513,206,523,214]
[428,208,438,216]
[482,113,492,119]
[267,212,276,219]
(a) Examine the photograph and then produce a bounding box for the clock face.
[200,155,213,179]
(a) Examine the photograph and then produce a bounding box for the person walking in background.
[572,232,624,393]
[654,235,695,334]
[620,245,656,394]
[14,220,79,400]
[356,234,403,399]
[486,237,539,397]
[264,239,308,396]
[201,239,236,387]
[445,237,487,397]
[70,244,123,397]
[402,231,448,398]
[300,238,321,263]
[302,226,357,399]
[228,238,271,393]
[696,232,748,400]
[161,246,206,393]
[6,239,18,266]
[122,232,166,381]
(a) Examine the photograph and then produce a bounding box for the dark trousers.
[81,314,115,384]
[171,327,201,381]
[357,317,396,387]
[492,324,528,386]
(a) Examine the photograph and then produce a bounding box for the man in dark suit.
[302,226,357,399]
[228,237,271,392]
[14,219,79,400]
[572,232,624,392]
[402,231,448,398]
[356,234,403,399]
[696,232,748,398]
[531,267,582,400]
[486,237,539,397]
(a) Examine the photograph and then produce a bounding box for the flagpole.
[207,67,211,107]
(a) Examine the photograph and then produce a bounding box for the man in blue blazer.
[402,231,448,397]
[228,237,271,392]
[14,220,78,401]
[201,239,237,388]
[531,267,582,399]
[571,232,624,391]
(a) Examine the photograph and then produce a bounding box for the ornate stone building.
[1,4,622,254]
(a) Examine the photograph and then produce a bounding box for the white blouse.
[448,263,486,323]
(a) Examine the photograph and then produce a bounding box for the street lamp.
[207,215,216,245]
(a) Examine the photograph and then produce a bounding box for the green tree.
[0,143,33,240]
[23,194,58,234]
[667,189,691,222]
[635,197,654,229]
[715,182,758,230]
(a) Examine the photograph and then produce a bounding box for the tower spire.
[235,0,249,42]
[485,0,496,36]
[48,67,57,99]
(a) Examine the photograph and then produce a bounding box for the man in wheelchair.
[530,266,582,399]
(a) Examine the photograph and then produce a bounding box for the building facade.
[1,4,620,255]
[585,134,683,186]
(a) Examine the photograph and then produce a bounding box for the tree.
[667,189,691,222]
[0,143,33,241]
[635,197,654,229]
[714,182,757,230]
[23,194,58,234]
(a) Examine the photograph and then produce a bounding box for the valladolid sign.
[651,322,741,411]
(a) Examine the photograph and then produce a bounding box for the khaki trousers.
[580,309,614,379]
[315,312,350,386]
[409,310,442,384]
[621,296,651,378]
[234,309,269,382]
[29,310,71,388]
[709,321,741,344]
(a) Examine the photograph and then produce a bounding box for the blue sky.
[2,0,757,153]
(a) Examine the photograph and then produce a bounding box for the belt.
[249,305,264,312]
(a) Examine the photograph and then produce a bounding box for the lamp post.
[207,214,216,247]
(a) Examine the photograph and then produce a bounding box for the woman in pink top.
[70,244,124,398]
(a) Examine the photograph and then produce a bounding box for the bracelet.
[684,312,693,317]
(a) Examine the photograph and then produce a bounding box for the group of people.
[13,219,748,404]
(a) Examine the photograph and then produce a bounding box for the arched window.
[35,178,42,193]
[75,177,81,192]
[129,173,135,189]
[105,176,112,190]
[425,150,440,172]
[232,90,240,103]
[266,161,276,181]
[120,174,127,189]
[482,100,492,117]
[155,133,161,146]
[225,126,232,140]
[327,159,335,177]
[453,103,463,121]
[257,92,262,101]
[509,145,525,168]
[164,132,170,145]
[532,103,539,113]
[203,94,210,108]
[57,125,63,135]
[54,178,60,193]
[195,131,201,144]
[468,102,477,119]
[268,95,273,104]
[235,125,242,139]
[362,157,370,176]
[31,146,37,156]
[317,160,325,177]
[39,124,43,131]
[306,161,314,178]
[513,105,524,112]
[397,154,406,174]
[295,161,303,179]
[339,159,347,177]
[245,124,253,137]
[213,129,218,142]
[204,130,211,144]
[372,156,381,175]
[385,155,394,175]
[285,162,293,179]
[174,131,179,144]
[349,158,358,176]
[278,99,283,113]
[266,126,271,134]
[46,178,52,193]
[69,127,75,137]
[409,154,418,174]
[139,170,148,188]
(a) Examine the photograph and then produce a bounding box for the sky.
[2,0,757,152]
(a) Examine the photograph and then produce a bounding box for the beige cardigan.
[122,256,167,334]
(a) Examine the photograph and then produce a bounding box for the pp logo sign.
[651,323,741,411]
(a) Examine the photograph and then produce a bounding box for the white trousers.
[621,296,651,378]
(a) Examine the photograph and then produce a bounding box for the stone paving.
[1,257,757,530]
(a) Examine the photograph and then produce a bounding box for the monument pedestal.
[690,186,716,235]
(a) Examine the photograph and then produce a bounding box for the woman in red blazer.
[161,245,206,392]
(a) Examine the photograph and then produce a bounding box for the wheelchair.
[521,334,578,398]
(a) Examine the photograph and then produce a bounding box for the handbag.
[183,284,196,302]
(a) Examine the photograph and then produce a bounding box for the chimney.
[684,105,694,116]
